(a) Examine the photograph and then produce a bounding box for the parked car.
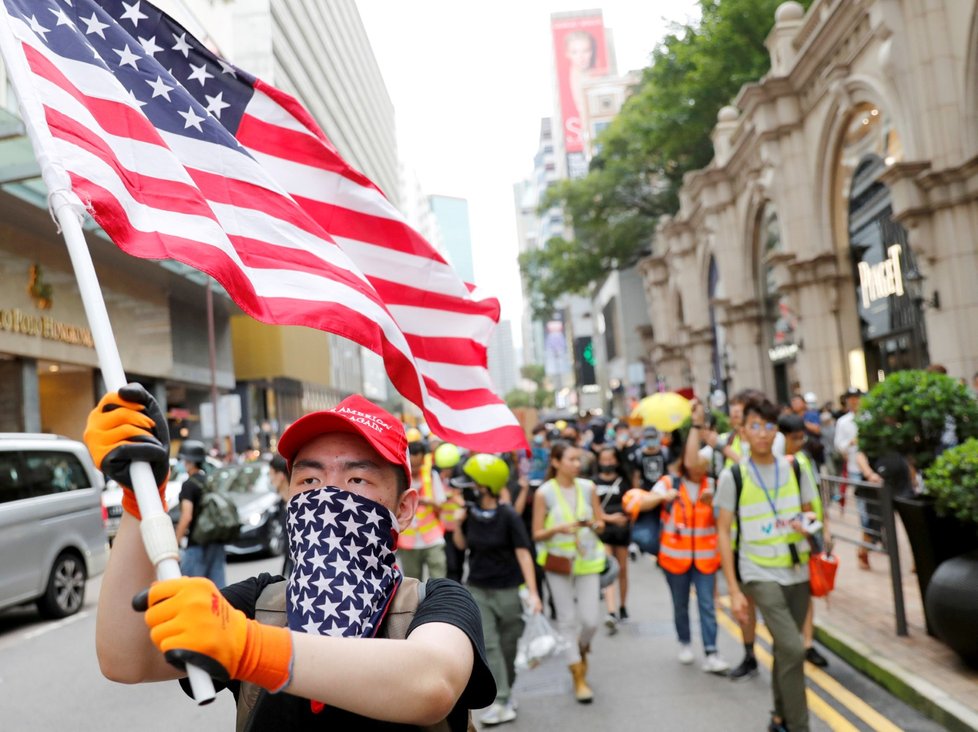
[0,433,109,619]
[216,462,286,558]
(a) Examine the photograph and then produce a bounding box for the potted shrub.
[922,439,978,665]
[856,370,978,634]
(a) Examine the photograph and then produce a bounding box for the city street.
[0,552,944,731]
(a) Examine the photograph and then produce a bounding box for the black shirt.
[627,446,670,490]
[461,504,531,589]
[187,573,495,731]
[178,473,206,546]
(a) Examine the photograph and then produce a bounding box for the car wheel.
[37,551,87,619]
[263,514,286,557]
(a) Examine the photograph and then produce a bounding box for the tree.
[521,0,813,314]
[505,364,555,409]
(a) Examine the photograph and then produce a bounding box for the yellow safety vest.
[722,433,747,470]
[793,452,823,521]
[735,463,809,569]
[397,463,444,549]
[536,479,605,575]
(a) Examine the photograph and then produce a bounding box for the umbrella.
[631,392,692,432]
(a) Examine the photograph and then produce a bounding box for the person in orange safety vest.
[652,445,730,675]
[397,431,447,579]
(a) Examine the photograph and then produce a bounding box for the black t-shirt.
[189,573,495,731]
[178,473,206,546]
[462,504,531,589]
[594,473,630,546]
[627,447,669,490]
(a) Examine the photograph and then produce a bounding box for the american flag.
[0,0,527,452]
[286,487,401,638]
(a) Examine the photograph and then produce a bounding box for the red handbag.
[809,551,839,597]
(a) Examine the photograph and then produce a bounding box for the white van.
[0,434,109,618]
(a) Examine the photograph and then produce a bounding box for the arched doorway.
[836,103,929,386]
[847,155,929,383]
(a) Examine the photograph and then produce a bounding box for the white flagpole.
[0,9,215,704]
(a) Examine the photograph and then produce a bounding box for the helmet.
[405,427,423,444]
[434,442,461,469]
[622,488,649,520]
[462,454,510,494]
[178,439,207,463]
[804,391,818,408]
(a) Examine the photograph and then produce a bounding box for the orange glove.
[622,488,650,520]
[83,383,169,518]
[136,577,292,692]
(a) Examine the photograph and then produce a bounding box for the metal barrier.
[819,472,908,636]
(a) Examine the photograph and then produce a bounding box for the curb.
[815,620,978,732]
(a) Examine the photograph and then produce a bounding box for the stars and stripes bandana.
[286,486,401,638]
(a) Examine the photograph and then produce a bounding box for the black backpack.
[190,474,240,545]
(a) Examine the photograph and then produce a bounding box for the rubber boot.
[569,661,594,703]
[579,642,590,676]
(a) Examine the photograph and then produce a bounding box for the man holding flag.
[86,384,496,729]
[0,0,524,726]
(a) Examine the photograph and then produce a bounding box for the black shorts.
[600,524,631,547]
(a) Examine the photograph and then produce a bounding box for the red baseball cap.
[277,395,410,488]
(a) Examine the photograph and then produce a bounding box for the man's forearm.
[288,624,474,725]
[717,528,740,597]
[95,513,183,683]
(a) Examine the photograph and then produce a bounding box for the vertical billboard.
[551,12,609,178]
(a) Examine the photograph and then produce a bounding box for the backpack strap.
[379,577,422,640]
[732,465,743,585]
[236,581,288,732]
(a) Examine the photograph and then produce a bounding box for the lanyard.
[748,458,781,518]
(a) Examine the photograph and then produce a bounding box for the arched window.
[757,203,796,402]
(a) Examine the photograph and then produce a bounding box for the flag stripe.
[0,4,527,451]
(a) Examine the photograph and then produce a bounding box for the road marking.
[0,609,91,652]
[747,616,903,732]
[716,598,903,732]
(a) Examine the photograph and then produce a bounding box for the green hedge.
[857,370,978,471]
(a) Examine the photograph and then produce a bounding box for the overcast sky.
[356,1,701,345]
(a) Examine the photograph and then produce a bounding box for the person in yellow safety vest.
[714,389,788,681]
[397,431,448,580]
[531,441,606,705]
[716,396,820,732]
[654,446,730,675]
[780,413,833,669]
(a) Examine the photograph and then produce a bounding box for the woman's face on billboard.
[566,35,593,70]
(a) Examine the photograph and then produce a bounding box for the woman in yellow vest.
[654,448,730,674]
[531,440,606,704]
[397,432,447,579]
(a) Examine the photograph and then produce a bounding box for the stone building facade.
[639,0,978,406]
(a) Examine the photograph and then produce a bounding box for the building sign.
[768,343,800,363]
[858,244,904,308]
[0,308,94,348]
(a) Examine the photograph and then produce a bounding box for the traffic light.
[573,336,596,386]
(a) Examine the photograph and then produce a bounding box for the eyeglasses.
[746,421,777,433]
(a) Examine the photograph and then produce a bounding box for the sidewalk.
[814,499,978,732]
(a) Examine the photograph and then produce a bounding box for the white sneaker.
[678,644,695,664]
[702,653,730,674]
[480,701,517,726]
[604,613,619,635]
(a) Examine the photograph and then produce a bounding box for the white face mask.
[285,485,402,638]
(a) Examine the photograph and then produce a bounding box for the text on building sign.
[858,244,904,309]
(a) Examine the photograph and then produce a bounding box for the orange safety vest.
[657,475,720,575]
[397,462,444,549]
